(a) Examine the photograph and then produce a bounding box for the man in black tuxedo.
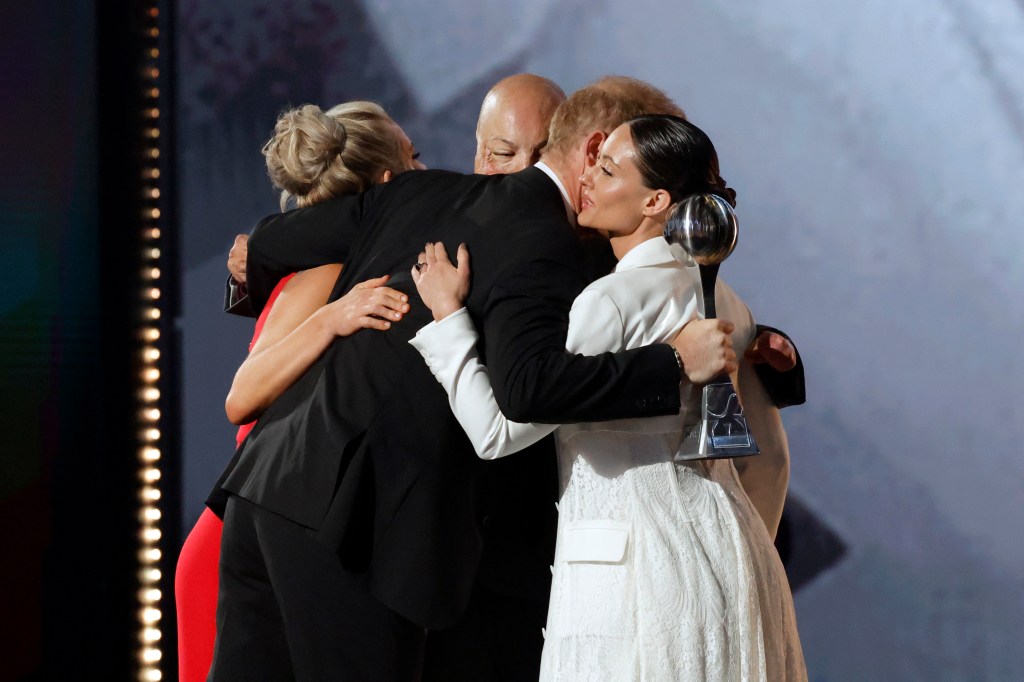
[209,75,749,679]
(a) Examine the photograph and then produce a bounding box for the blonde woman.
[175,101,423,682]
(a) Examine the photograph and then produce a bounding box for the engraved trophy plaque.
[665,194,760,460]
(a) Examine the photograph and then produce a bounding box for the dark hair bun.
[710,175,737,207]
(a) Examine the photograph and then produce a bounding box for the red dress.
[175,274,295,682]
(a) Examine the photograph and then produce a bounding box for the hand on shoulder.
[411,242,471,322]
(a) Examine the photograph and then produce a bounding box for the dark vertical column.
[44,1,145,678]
[33,1,181,678]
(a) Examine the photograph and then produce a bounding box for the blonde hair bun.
[262,101,405,210]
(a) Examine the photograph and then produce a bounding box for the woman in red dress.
[174,101,424,682]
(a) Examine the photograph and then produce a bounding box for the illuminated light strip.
[136,4,165,680]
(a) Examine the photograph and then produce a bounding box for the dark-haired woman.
[409,115,805,680]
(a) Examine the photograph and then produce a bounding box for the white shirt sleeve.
[408,289,627,460]
[409,308,557,459]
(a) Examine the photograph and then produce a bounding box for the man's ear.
[380,169,394,184]
[583,130,606,168]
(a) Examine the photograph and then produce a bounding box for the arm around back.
[225,266,410,424]
[409,308,558,459]
[245,190,374,314]
[750,324,806,408]
[481,226,682,425]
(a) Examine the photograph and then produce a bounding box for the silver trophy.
[665,194,760,460]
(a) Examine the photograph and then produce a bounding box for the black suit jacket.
[218,167,682,628]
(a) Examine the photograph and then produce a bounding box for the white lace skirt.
[539,456,806,682]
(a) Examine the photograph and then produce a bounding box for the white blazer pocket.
[561,520,630,564]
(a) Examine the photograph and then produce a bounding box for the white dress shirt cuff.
[408,307,475,385]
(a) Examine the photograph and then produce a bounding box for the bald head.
[474,74,566,175]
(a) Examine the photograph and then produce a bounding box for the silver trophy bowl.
[663,193,738,266]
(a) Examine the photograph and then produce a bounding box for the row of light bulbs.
[136,5,164,681]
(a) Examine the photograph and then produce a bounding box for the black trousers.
[422,582,547,682]
[210,495,424,681]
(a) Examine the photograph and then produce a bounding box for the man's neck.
[537,153,580,216]
[533,160,577,226]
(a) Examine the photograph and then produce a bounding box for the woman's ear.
[643,189,673,217]
[379,169,394,184]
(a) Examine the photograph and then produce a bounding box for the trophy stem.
[699,263,720,320]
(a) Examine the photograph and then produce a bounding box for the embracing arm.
[245,191,373,314]
[748,324,806,408]
[408,249,634,458]
[482,230,734,424]
[410,309,557,459]
[408,242,555,458]
[225,265,409,424]
[410,238,736,450]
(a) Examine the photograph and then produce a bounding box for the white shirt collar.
[614,236,696,273]
[534,161,576,225]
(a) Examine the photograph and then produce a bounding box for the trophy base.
[675,378,761,461]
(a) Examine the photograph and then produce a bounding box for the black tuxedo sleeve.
[482,225,681,425]
[245,191,373,314]
[752,324,806,408]
[223,276,255,317]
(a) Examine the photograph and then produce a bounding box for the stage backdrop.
[175,2,1024,678]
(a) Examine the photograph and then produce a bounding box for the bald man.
[474,73,565,174]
